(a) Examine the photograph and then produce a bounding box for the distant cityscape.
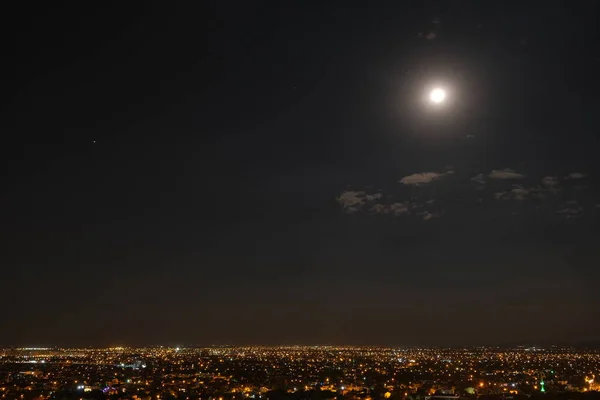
[0,346,598,400]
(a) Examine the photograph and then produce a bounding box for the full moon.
[429,88,446,104]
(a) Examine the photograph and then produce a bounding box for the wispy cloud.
[418,32,437,40]
[566,172,586,179]
[488,169,525,179]
[400,170,453,186]
[556,201,583,218]
[421,211,439,221]
[339,166,597,222]
[541,176,560,187]
[337,191,366,210]
[370,204,388,214]
[471,173,486,185]
[370,202,409,216]
[509,186,530,201]
[389,202,409,215]
[337,191,383,213]
[400,172,443,185]
[493,184,549,202]
[365,193,382,202]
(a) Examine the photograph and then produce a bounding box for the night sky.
[2,1,600,347]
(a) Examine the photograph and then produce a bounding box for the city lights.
[0,346,597,398]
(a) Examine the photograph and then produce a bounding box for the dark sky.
[2,1,600,347]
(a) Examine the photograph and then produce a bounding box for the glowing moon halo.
[429,88,446,104]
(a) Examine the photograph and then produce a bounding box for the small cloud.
[371,204,389,214]
[399,170,452,185]
[509,186,530,201]
[418,32,437,40]
[541,176,560,187]
[338,191,384,213]
[471,173,486,185]
[531,192,546,200]
[557,206,583,218]
[337,191,366,210]
[420,211,441,221]
[389,202,409,216]
[464,134,475,140]
[488,169,525,179]
[400,172,442,185]
[365,192,382,202]
[370,202,409,216]
[556,201,583,218]
[566,172,586,179]
[493,184,549,202]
